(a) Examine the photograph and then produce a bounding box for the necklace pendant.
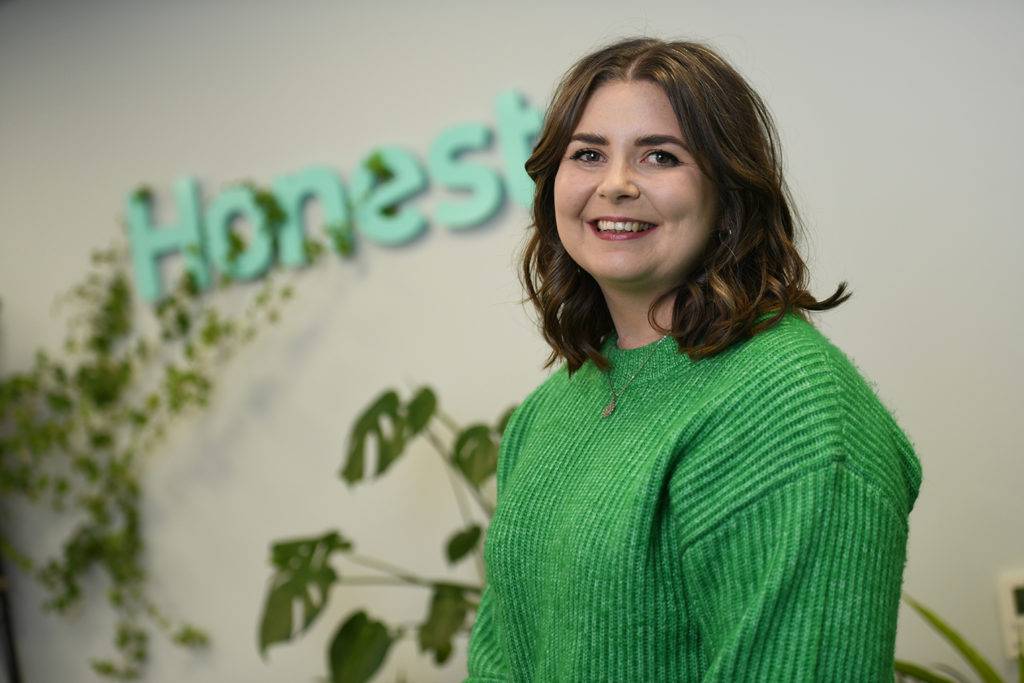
[601,397,617,418]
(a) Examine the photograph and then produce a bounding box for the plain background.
[1,0,1021,681]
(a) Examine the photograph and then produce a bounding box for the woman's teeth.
[594,220,657,233]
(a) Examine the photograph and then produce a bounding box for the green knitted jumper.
[465,312,922,682]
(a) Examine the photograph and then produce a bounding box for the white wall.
[1,1,1021,681]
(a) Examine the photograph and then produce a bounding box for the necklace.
[601,334,670,418]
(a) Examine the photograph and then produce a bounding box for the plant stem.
[421,426,486,580]
[422,425,494,519]
[343,553,482,595]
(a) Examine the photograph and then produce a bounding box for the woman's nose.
[596,159,640,200]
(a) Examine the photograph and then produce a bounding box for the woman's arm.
[680,460,910,681]
[465,581,509,682]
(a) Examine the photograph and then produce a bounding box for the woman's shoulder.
[713,311,883,402]
[705,310,922,515]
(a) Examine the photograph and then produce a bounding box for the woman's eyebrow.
[569,132,691,151]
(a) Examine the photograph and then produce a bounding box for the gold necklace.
[601,334,670,418]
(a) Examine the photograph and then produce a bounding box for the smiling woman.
[465,36,922,682]
[554,79,720,340]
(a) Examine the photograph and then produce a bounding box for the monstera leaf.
[327,610,395,683]
[340,386,438,485]
[341,390,404,484]
[417,583,469,665]
[258,530,352,656]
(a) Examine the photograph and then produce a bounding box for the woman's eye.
[569,149,601,163]
[648,150,681,166]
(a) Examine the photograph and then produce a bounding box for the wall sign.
[125,89,542,302]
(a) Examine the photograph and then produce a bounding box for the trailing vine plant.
[0,177,355,680]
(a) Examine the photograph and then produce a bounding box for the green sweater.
[465,312,922,682]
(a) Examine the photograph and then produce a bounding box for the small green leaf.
[88,430,113,449]
[364,151,394,184]
[131,185,153,203]
[227,231,246,264]
[445,524,481,564]
[75,358,132,407]
[304,238,326,262]
[325,220,355,257]
[417,584,468,665]
[180,269,201,297]
[45,391,72,413]
[258,584,294,657]
[404,386,436,437]
[173,624,209,648]
[452,425,498,486]
[328,610,394,683]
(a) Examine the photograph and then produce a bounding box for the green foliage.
[328,611,395,683]
[339,387,439,485]
[260,386,513,682]
[452,425,498,487]
[417,584,469,665]
[445,524,481,564]
[0,180,313,680]
[259,530,353,656]
[357,150,399,218]
[324,219,356,258]
[0,166,398,679]
[896,592,1022,683]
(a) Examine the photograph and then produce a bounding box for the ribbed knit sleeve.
[465,582,507,682]
[466,386,544,682]
[680,461,910,681]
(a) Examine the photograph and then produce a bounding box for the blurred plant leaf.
[259,530,352,657]
[902,593,1003,683]
[327,610,394,683]
[404,386,436,438]
[341,390,406,484]
[445,524,481,565]
[417,583,468,665]
[452,424,497,487]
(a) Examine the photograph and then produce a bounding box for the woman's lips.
[588,220,659,241]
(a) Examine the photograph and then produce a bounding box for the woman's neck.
[601,286,676,350]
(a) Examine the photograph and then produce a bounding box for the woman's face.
[553,79,718,301]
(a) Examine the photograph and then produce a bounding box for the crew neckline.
[596,310,788,386]
[599,331,686,387]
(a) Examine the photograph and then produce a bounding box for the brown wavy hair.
[520,36,851,375]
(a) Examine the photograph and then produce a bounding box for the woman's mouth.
[588,219,659,241]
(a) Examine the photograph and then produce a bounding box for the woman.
[466,36,922,682]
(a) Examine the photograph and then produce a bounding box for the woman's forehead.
[574,81,684,134]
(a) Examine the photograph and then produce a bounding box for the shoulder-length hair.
[520,36,850,375]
